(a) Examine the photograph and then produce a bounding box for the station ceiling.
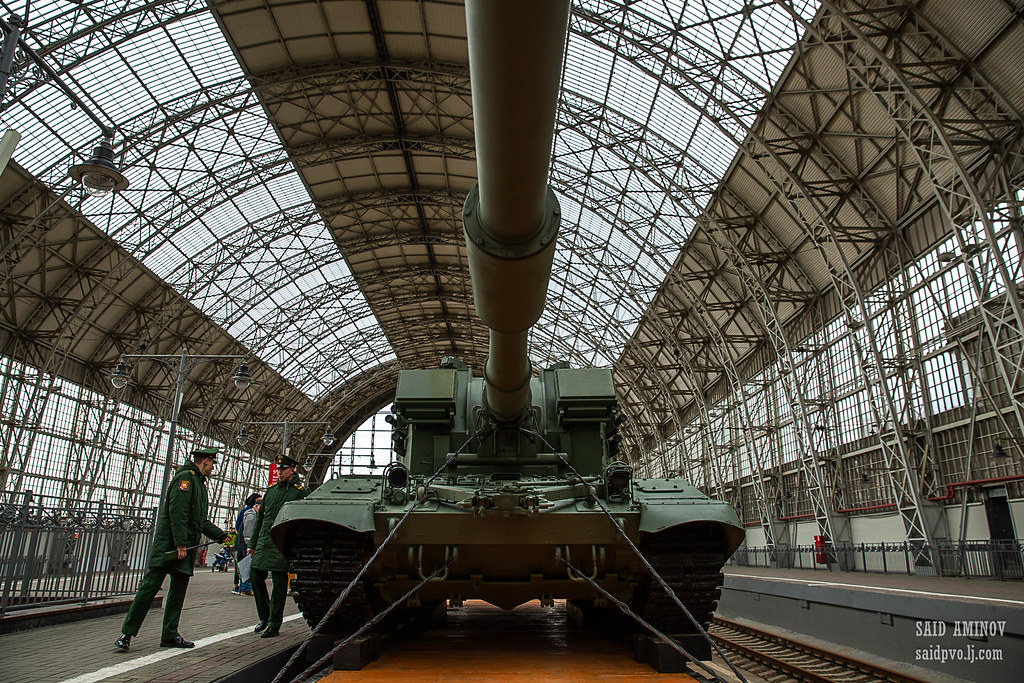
[1,0,1022,460]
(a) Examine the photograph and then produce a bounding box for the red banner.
[268,463,278,486]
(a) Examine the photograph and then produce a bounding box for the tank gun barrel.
[464,0,570,422]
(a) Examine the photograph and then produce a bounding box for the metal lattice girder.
[556,60,837,541]
[807,0,1024,430]
[1,0,1023,525]
[593,2,937,540]
[0,166,308,424]
[579,1,1021,546]
[1,175,273,504]
[1,1,209,114]
[767,0,1024,545]
[615,298,722,478]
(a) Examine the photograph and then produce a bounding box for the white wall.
[738,497,1024,546]
[1010,500,1024,538]
[848,513,909,543]
[793,520,819,545]
[742,526,766,547]
[740,520,823,546]
[944,502,995,541]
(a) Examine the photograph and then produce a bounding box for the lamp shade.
[70,139,129,197]
[232,362,251,391]
[110,360,130,389]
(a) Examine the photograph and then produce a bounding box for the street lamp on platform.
[236,421,335,462]
[111,350,251,512]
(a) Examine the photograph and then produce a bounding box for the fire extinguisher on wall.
[814,534,827,564]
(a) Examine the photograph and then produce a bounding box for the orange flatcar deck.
[320,600,701,682]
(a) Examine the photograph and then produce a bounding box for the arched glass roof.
[0,0,813,401]
[4,0,1024,550]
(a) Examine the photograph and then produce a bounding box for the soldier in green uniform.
[115,447,230,650]
[248,452,308,637]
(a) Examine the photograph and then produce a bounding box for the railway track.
[709,616,930,683]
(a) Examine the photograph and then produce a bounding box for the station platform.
[720,566,1024,681]
[11,563,1017,681]
[0,571,717,683]
[0,570,307,683]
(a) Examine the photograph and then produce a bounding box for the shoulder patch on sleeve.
[178,480,190,491]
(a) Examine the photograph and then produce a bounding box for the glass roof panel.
[0,1,389,399]
[0,0,816,399]
[553,0,809,355]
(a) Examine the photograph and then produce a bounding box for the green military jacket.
[147,461,226,575]
[251,476,308,572]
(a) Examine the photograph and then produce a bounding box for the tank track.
[287,522,377,635]
[636,522,726,635]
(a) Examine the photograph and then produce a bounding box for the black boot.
[260,625,280,638]
[160,635,195,648]
[115,634,131,651]
[253,620,268,633]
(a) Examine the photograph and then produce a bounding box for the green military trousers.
[251,567,288,628]
[121,567,190,641]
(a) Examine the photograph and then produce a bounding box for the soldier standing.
[248,452,308,637]
[115,447,230,650]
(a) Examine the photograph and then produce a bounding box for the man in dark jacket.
[248,452,308,638]
[115,447,230,650]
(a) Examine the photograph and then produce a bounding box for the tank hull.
[275,475,742,621]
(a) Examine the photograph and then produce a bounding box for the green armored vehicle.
[271,0,743,653]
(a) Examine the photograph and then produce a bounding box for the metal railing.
[730,540,1024,580]
[0,491,156,616]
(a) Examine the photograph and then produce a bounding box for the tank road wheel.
[634,522,726,635]
[287,523,378,636]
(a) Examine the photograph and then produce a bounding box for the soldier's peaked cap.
[193,447,219,460]
[276,453,300,469]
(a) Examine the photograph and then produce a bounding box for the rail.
[730,540,1024,580]
[0,490,156,616]
[710,616,931,682]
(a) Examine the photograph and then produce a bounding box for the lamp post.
[111,351,251,513]
[236,421,336,465]
[299,453,338,485]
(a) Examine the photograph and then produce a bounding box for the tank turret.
[273,0,743,658]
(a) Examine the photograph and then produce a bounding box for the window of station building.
[329,408,395,479]
[0,352,248,528]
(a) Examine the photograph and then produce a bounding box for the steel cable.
[270,423,481,683]
[557,555,727,682]
[521,427,748,683]
[288,555,458,682]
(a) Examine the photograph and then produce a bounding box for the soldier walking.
[115,447,230,650]
[248,452,308,637]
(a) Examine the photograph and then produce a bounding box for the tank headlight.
[605,463,633,501]
[386,463,409,489]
